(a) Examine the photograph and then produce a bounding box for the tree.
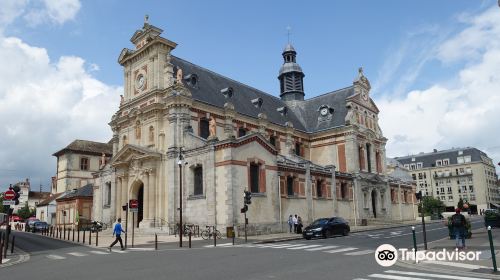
[419,196,445,216]
[17,202,34,220]
[457,198,464,210]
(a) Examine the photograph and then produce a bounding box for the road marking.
[324,247,357,253]
[344,249,374,256]
[89,250,110,255]
[286,245,323,250]
[262,243,307,248]
[67,252,88,257]
[46,255,66,260]
[113,250,128,253]
[125,247,155,251]
[216,243,234,247]
[384,270,491,280]
[305,245,339,251]
[2,258,10,263]
[420,260,491,270]
[368,273,429,279]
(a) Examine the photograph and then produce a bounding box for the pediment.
[111,144,161,166]
[214,133,278,156]
[118,48,133,64]
[347,94,380,114]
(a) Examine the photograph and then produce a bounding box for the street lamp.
[177,148,186,247]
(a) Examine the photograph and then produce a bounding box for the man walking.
[287,215,293,233]
[451,208,466,249]
[109,218,125,251]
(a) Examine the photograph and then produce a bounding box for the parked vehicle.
[32,221,49,233]
[90,221,107,233]
[25,218,40,232]
[302,217,350,240]
[484,209,500,228]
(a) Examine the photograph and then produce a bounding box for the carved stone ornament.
[176,68,183,84]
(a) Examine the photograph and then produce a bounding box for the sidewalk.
[398,227,500,279]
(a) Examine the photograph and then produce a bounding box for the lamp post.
[178,148,184,248]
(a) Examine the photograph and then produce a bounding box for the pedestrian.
[297,216,303,234]
[451,208,466,249]
[293,214,298,233]
[287,215,293,233]
[108,218,125,251]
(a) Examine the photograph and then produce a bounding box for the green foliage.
[0,193,6,214]
[457,198,464,210]
[419,196,445,216]
[17,202,35,220]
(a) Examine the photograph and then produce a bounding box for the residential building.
[36,193,63,225]
[55,184,94,229]
[52,140,112,194]
[395,147,499,213]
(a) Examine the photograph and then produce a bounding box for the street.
[1,217,493,280]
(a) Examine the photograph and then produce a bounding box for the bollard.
[156,234,158,250]
[73,229,75,242]
[214,228,217,247]
[96,230,99,247]
[412,226,417,254]
[0,240,3,264]
[83,229,86,244]
[64,227,66,240]
[11,235,15,254]
[78,229,80,243]
[488,226,498,272]
[188,232,191,248]
[89,229,91,245]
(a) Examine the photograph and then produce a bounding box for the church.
[91,18,416,235]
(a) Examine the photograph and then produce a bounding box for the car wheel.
[342,228,349,236]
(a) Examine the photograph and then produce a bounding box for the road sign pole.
[132,212,135,248]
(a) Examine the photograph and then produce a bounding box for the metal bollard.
[214,228,217,247]
[0,240,3,264]
[73,229,75,242]
[96,230,99,247]
[11,235,15,254]
[155,234,158,250]
[488,226,498,272]
[189,232,191,248]
[78,229,80,243]
[412,226,417,255]
[64,227,66,240]
[89,229,91,245]
[83,229,86,244]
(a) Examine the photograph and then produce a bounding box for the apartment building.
[395,147,499,213]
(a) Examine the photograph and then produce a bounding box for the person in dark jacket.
[451,208,466,249]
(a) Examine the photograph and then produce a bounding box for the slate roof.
[37,193,63,207]
[170,56,351,133]
[395,147,487,168]
[53,140,113,157]
[56,184,93,201]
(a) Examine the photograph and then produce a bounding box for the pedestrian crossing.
[204,242,375,256]
[44,249,128,260]
[353,270,491,280]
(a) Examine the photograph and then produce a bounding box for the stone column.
[116,177,122,219]
[143,171,150,222]
[168,110,177,149]
[305,163,313,223]
[148,169,156,221]
[223,103,235,140]
[330,165,337,215]
[121,175,128,221]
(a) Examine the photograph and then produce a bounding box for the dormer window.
[221,87,233,98]
[184,73,198,87]
[318,105,334,117]
[277,106,288,116]
[251,98,263,108]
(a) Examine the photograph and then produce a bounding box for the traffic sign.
[130,208,138,213]
[129,199,139,209]
[4,190,15,200]
[3,200,14,206]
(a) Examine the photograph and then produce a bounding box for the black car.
[32,221,49,233]
[302,217,350,240]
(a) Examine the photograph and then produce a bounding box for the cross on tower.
[286,26,291,43]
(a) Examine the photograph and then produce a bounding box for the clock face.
[320,108,329,116]
[136,74,145,90]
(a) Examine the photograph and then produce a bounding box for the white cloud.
[378,6,500,170]
[0,36,121,189]
[0,0,28,30]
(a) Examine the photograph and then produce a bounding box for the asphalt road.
[2,217,488,280]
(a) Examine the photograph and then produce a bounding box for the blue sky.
[0,0,499,191]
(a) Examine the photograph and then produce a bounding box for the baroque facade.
[93,19,416,234]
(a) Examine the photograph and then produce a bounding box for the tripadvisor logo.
[375,244,482,266]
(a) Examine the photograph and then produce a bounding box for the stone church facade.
[93,19,416,234]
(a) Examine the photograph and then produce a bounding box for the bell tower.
[278,43,305,101]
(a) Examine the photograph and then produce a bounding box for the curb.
[0,246,30,269]
[396,259,500,279]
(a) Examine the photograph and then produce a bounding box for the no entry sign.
[129,199,139,209]
[4,190,15,200]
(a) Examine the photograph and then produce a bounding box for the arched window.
[149,126,154,143]
[295,142,301,156]
[122,135,128,147]
[199,118,209,139]
[340,183,348,200]
[316,179,323,198]
[269,136,276,147]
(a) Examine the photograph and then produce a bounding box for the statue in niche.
[345,106,355,125]
[209,116,217,137]
[120,95,124,105]
[100,153,106,167]
[135,122,141,139]
[176,68,183,84]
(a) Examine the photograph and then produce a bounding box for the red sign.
[129,199,139,208]
[4,190,15,200]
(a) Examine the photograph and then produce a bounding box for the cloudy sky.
[0,0,499,191]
